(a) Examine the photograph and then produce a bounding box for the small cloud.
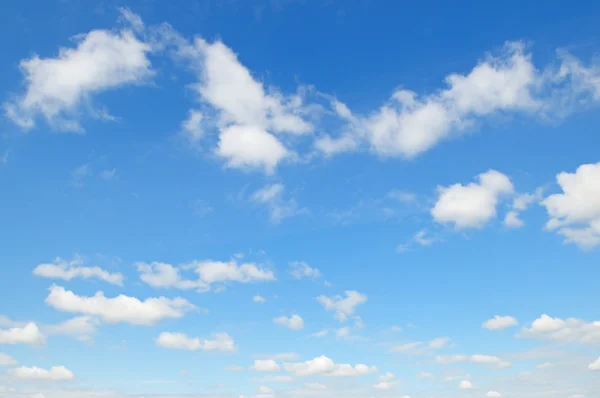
[100,168,117,180]
[71,164,91,187]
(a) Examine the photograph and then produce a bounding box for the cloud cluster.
[156,332,236,352]
[283,355,377,377]
[273,314,304,330]
[0,322,46,346]
[7,365,74,381]
[316,290,367,322]
[520,314,600,344]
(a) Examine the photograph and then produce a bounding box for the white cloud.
[250,184,307,224]
[542,162,600,249]
[537,362,554,369]
[216,125,290,174]
[45,284,195,325]
[390,341,423,353]
[251,360,281,372]
[7,366,74,381]
[254,353,299,361]
[33,256,124,286]
[0,323,46,346]
[136,259,275,292]
[316,290,367,322]
[589,357,600,371]
[252,295,267,303]
[520,314,600,344]
[0,353,18,366]
[428,337,451,349]
[273,314,304,330]
[417,372,435,380]
[283,355,377,377]
[361,42,539,158]
[459,380,473,389]
[289,261,321,279]
[373,372,398,389]
[180,109,206,144]
[225,365,244,372]
[504,188,544,228]
[483,315,519,330]
[71,164,92,187]
[156,332,235,352]
[43,316,99,343]
[99,168,117,180]
[487,392,502,397]
[312,329,328,338]
[431,170,514,229]
[3,9,152,132]
[436,354,511,369]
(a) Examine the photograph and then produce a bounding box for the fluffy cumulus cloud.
[252,295,267,303]
[0,323,46,346]
[251,359,281,372]
[459,380,473,389]
[45,285,195,325]
[136,259,275,292]
[435,354,511,369]
[589,357,600,371]
[3,8,153,132]
[542,162,600,249]
[273,314,304,330]
[316,290,367,322]
[483,315,519,330]
[250,184,307,224]
[283,355,377,377]
[520,314,600,344]
[289,261,321,279]
[431,170,514,229]
[7,365,74,381]
[33,255,124,286]
[156,332,235,352]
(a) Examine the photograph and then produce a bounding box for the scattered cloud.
[504,188,544,227]
[435,354,511,369]
[136,259,275,292]
[542,162,600,249]
[432,170,514,229]
[459,380,473,389]
[33,255,124,286]
[316,290,367,322]
[156,332,235,352]
[250,184,308,224]
[252,295,266,303]
[99,168,117,180]
[589,357,600,371]
[483,315,519,330]
[71,164,92,187]
[283,355,377,377]
[373,372,398,389]
[0,353,18,366]
[273,314,304,330]
[289,261,321,279]
[45,284,196,325]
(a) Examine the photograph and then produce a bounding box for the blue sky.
[1,1,600,397]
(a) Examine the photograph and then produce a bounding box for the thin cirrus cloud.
[44,284,196,326]
[33,255,124,286]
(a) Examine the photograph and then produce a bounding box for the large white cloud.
[542,162,600,249]
[156,332,235,352]
[33,256,124,286]
[431,170,514,229]
[136,259,275,292]
[7,365,74,381]
[520,314,600,344]
[316,290,367,322]
[3,9,152,132]
[0,323,46,346]
[283,355,377,377]
[45,285,195,325]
